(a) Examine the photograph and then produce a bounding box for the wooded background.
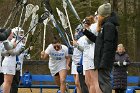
[0,0,140,74]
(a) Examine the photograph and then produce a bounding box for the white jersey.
[45,44,68,76]
[2,39,23,75]
[82,23,98,70]
[2,40,17,67]
[90,23,98,36]
[82,36,91,62]
[18,42,25,64]
[72,38,84,65]
[71,37,85,74]
[17,42,25,76]
[88,23,98,60]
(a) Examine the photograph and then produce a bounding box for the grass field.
[18,89,73,93]
[18,88,140,93]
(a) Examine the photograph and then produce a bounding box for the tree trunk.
[123,0,128,46]
[113,0,118,12]
[136,0,140,61]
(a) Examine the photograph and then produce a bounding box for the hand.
[7,49,14,54]
[123,61,127,66]
[83,23,90,30]
[72,40,78,47]
[29,46,33,50]
[117,61,120,66]
[66,65,70,70]
[41,51,45,55]
[21,46,25,50]
[25,54,31,60]
[41,51,45,58]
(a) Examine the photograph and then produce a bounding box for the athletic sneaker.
[65,83,70,93]
[57,89,61,93]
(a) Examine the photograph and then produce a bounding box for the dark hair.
[0,28,7,33]
[52,36,61,44]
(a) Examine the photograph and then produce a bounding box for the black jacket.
[83,12,119,70]
[0,29,11,41]
[113,52,130,89]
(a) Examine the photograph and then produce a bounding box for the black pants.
[78,73,89,93]
[0,73,4,86]
[10,71,20,93]
[115,89,126,93]
[98,69,112,93]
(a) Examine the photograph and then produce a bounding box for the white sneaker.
[65,83,70,93]
[57,89,61,93]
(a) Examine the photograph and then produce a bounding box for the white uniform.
[71,37,85,74]
[18,52,25,76]
[17,42,25,76]
[45,44,68,76]
[83,23,98,71]
[2,40,23,75]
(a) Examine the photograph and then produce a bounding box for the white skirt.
[2,66,16,75]
[49,61,67,76]
[71,62,78,74]
[83,59,95,71]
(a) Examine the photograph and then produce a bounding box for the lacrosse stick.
[24,5,39,45]
[25,14,38,45]
[8,2,23,29]
[63,0,74,41]
[65,0,81,21]
[56,7,68,29]
[17,11,49,44]
[56,8,72,46]
[15,0,28,41]
[21,4,34,28]
[65,32,71,46]
[31,5,39,18]
[43,18,50,51]
[18,0,28,27]
[43,0,70,47]
[65,0,83,25]
[45,8,69,47]
[3,0,22,28]
[26,14,39,55]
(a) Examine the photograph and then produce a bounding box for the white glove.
[25,54,30,60]
[117,61,120,66]
[123,61,127,66]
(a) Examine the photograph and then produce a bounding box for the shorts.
[2,66,16,75]
[71,62,78,74]
[83,59,95,71]
[49,61,67,76]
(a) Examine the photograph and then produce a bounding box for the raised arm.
[41,51,49,59]
[83,29,97,42]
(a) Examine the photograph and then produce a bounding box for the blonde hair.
[117,44,126,52]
